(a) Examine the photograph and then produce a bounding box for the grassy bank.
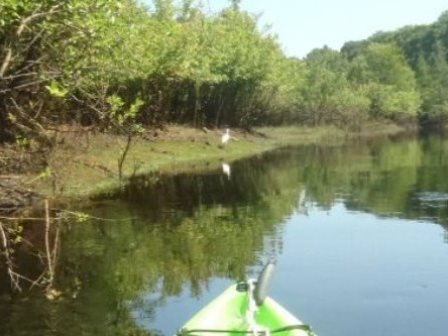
[25,123,404,199]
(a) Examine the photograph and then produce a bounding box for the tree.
[349,43,421,121]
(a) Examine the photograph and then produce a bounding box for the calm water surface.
[1,135,448,336]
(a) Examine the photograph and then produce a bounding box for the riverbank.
[1,122,407,205]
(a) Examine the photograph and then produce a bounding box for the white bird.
[222,162,231,179]
[221,128,230,145]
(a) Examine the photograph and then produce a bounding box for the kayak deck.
[178,283,313,336]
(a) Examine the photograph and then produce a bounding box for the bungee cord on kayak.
[178,324,314,335]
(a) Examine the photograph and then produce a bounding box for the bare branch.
[51,221,60,273]
[44,200,54,287]
[23,28,46,53]
[0,221,22,292]
[69,93,105,116]
[16,5,62,37]
[0,48,12,78]
[29,271,47,289]
[17,57,45,73]
[2,72,39,80]
[0,216,47,221]
[0,79,47,93]
[10,97,48,135]
[33,100,45,119]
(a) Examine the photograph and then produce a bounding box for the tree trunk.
[193,81,200,127]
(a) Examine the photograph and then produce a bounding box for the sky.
[203,0,448,58]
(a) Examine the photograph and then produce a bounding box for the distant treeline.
[1,0,447,143]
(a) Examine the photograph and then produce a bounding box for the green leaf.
[45,81,68,98]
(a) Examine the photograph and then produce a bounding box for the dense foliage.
[342,11,448,127]
[1,0,448,143]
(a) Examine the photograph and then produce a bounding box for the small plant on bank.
[106,94,144,182]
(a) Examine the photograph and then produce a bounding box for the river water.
[1,135,448,336]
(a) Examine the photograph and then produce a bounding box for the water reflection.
[222,162,231,179]
[1,134,448,336]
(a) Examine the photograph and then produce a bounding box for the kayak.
[177,260,315,336]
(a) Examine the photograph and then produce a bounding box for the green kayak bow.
[178,260,315,336]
